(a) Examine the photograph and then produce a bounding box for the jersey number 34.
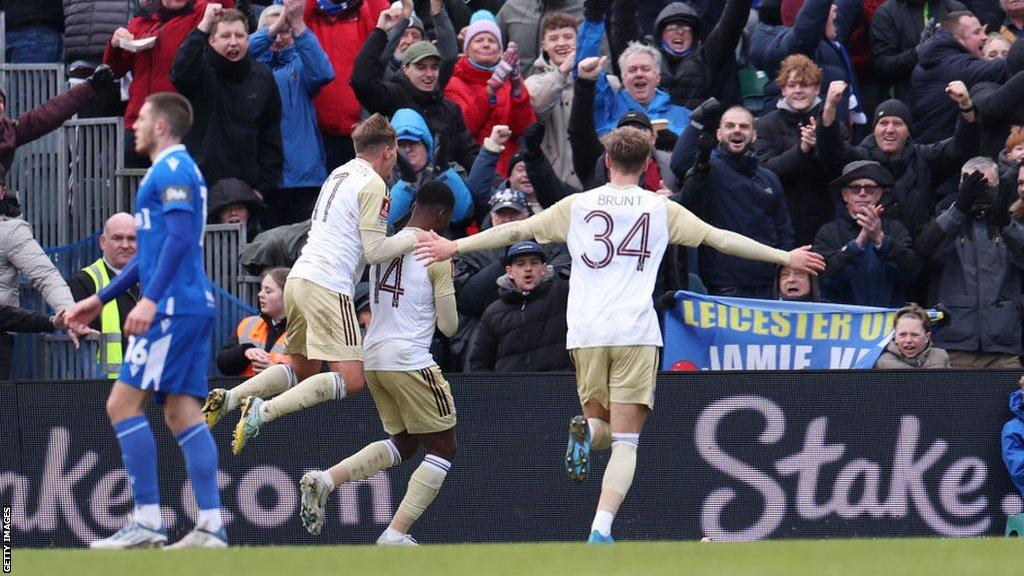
[582,210,652,271]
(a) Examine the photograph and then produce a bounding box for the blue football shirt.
[134,144,215,317]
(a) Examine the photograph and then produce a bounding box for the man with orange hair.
[753,54,835,246]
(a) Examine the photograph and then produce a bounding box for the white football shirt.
[289,158,390,297]
[364,229,454,370]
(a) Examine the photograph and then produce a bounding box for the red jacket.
[0,82,95,171]
[103,0,234,127]
[444,56,536,176]
[306,0,390,137]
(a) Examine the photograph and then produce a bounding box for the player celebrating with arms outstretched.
[299,181,459,545]
[206,114,431,454]
[415,127,826,543]
[67,93,224,549]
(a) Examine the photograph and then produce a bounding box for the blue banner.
[662,291,919,371]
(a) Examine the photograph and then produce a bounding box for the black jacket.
[971,69,1024,158]
[351,28,478,171]
[610,0,748,109]
[216,314,287,376]
[0,304,55,332]
[812,211,920,306]
[469,274,571,373]
[68,260,139,334]
[910,30,1005,144]
[677,133,795,291]
[753,101,836,246]
[870,0,964,102]
[1,0,64,30]
[816,112,980,235]
[63,0,131,63]
[171,29,283,194]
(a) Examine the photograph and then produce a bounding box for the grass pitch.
[15,538,1021,576]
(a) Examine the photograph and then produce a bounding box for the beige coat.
[524,54,582,190]
[874,341,952,369]
[0,215,74,311]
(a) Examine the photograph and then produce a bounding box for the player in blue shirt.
[67,92,224,549]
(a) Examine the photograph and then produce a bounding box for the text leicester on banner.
[662,291,941,371]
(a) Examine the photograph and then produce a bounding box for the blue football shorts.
[118,313,212,403]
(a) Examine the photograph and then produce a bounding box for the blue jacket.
[749,0,859,120]
[389,108,474,225]
[675,125,795,290]
[1002,389,1024,498]
[249,28,334,189]
[577,16,690,136]
[910,30,1005,144]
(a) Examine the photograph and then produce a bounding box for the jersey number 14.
[374,257,405,308]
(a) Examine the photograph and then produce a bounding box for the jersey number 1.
[374,257,405,307]
[582,210,651,271]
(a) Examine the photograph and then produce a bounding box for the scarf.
[660,39,694,58]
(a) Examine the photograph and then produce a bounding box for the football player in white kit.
[200,114,431,454]
[297,181,458,545]
[414,126,826,543]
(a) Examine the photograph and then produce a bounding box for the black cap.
[617,109,653,131]
[508,151,527,177]
[504,240,546,265]
[829,160,894,192]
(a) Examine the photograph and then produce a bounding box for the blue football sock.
[176,422,221,512]
[113,415,160,507]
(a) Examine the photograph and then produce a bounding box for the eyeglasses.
[843,185,884,196]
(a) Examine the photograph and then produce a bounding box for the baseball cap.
[488,188,529,215]
[617,110,653,131]
[505,240,546,265]
[403,41,441,67]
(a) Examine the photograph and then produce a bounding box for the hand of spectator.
[400,0,415,19]
[430,0,444,15]
[919,17,937,45]
[584,0,614,21]
[955,170,987,214]
[696,131,716,167]
[415,230,460,264]
[65,296,103,334]
[267,9,291,37]
[484,124,512,152]
[245,348,271,372]
[799,117,816,153]
[945,80,973,110]
[377,5,403,32]
[558,49,577,75]
[690,97,722,132]
[87,64,114,89]
[505,42,524,98]
[51,310,98,349]
[787,246,826,276]
[284,0,306,35]
[577,56,606,81]
[487,60,514,97]
[198,3,224,34]
[822,80,846,127]
[523,122,546,156]
[825,80,847,109]
[111,27,134,48]
[124,298,157,337]
[854,205,884,246]
[655,180,672,196]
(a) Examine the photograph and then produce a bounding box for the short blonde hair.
[604,126,651,174]
[352,114,397,154]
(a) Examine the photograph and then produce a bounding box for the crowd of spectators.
[9,0,1024,373]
